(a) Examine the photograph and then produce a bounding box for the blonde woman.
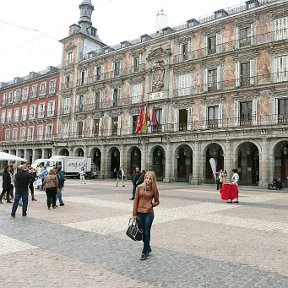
[132,171,160,260]
[43,169,58,210]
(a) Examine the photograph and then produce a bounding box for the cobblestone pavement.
[1,179,288,287]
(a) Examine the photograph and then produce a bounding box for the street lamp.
[283,146,288,156]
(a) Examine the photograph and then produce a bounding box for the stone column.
[191,141,200,184]
[259,138,269,188]
[100,145,106,179]
[163,141,172,183]
[141,142,148,171]
[224,139,233,181]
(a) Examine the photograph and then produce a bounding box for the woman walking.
[132,171,160,260]
[43,169,58,210]
[230,168,240,203]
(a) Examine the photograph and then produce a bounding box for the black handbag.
[126,217,143,241]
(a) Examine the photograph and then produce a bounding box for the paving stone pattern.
[1,179,288,287]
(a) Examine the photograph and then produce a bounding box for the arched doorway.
[130,147,141,175]
[59,148,69,156]
[94,148,101,172]
[176,145,192,182]
[152,146,165,181]
[274,141,288,186]
[75,148,84,157]
[111,148,120,178]
[205,144,224,183]
[237,142,259,185]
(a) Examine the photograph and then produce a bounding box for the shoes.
[232,201,239,203]
[48,207,50,210]
[7,200,13,203]
[32,199,37,201]
[140,254,148,261]
[52,206,57,209]
[147,248,152,255]
[122,185,125,187]
[227,201,232,203]
[129,198,134,200]
[60,203,64,206]
[11,215,15,219]
[22,214,27,217]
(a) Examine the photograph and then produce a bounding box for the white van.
[31,159,49,169]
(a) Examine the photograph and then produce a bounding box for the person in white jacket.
[79,167,86,184]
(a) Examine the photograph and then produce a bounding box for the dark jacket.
[15,171,34,194]
[136,172,145,186]
[2,171,12,189]
[131,171,140,185]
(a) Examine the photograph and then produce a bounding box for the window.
[20,127,26,140]
[38,103,45,118]
[133,56,139,72]
[1,111,6,124]
[49,80,56,94]
[131,84,142,104]
[208,69,217,92]
[240,101,252,126]
[239,27,251,47]
[94,91,101,109]
[275,16,288,41]
[47,101,55,117]
[29,105,36,119]
[22,87,29,101]
[5,129,10,141]
[181,43,188,61]
[8,92,13,104]
[274,55,288,82]
[64,75,71,88]
[112,117,118,135]
[40,82,46,96]
[93,119,100,135]
[22,107,28,121]
[114,60,121,76]
[177,74,193,96]
[31,85,37,98]
[77,121,83,137]
[95,66,102,80]
[37,126,43,140]
[152,109,162,132]
[2,93,7,105]
[27,127,34,140]
[14,109,19,122]
[67,51,73,65]
[63,122,69,138]
[63,98,70,114]
[240,62,250,87]
[79,95,85,111]
[14,89,20,102]
[278,98,288,123]
[12,128,18,140]
[208,106,219,128]
[80,70,87,85]
[207,35,216,55]
[45,125,53,140]
[113,88,120,107]
[132,115,138,134]
[7,110,12,123]
[179,109,188,131]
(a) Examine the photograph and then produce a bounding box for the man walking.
[130,167,140,200]
[11,165,34,218]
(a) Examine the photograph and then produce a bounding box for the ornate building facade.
[1,0,288,187]
[0,66,59,167]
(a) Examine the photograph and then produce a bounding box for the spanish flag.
[135,107,143,133]
[141,106,150,133]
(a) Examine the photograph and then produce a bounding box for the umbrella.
[0,151,27,162]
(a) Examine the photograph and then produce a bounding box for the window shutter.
[250,23,255,45]
[118,115,122,135]
[99,118,103,136]
[272,97,278,124]
[161,107,166,132]
[203,68,208,92]
[216,32,222,53]
[250,59,255,85]
[217,65,221,90]
[235,62,240,87]
[252,98,257,125]
[218,104,223,128]
[235,26,239,49]
[187,107,192,131]
[205,36,208,56]
[203,106,207,129]
[234,101,240,126]
[174,108,179,132]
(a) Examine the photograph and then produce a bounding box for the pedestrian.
[116,166,125,187]
[28,166,37,201]
[9,164,17,200]
[132,171,160,260]
[56,166,65,206]
[43,168,58,210]
[215,169,223,190]
[229,168,239,203]
[136,169,146,186]
[79,167,86,184]
[38,166,48,190]
[0,166,13,204]
[130,167,140,200]
[10,165,34,218]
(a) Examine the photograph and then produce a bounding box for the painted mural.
[257,49,271,84]
[121,111,129,135]
[192,99,204,129]
[122,81,130,104]
[258,90,272,123]
[194,32,203,58]
[193,64,203,93]
[256,13,272,43]
[223,94,234,120]
[102,115,109,136]
[222,22,235,52]
[223,56,235,88]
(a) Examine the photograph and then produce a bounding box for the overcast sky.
[0,0,245,82]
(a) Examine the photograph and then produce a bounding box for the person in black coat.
[0,166,13,204]
[136,169,146,186]
[130,167,140,200]
[11,165,34,218]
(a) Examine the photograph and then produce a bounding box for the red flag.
[151,105,160,130]
[141,106,150,133]
[135,107,143,133]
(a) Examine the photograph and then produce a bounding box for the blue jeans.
[11,190,29,217]
[137,212,154,255]
[57,189,64,205]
